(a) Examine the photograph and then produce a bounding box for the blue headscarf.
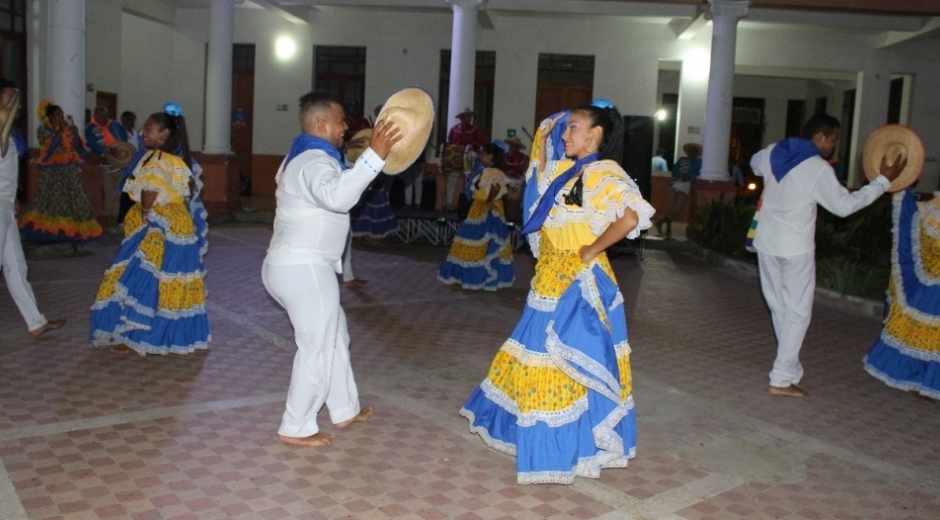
[285,134,344,169]
[769,137,819,183]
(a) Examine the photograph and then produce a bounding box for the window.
[314,46,366,113]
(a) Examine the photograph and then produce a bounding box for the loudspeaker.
[622,115,654,201]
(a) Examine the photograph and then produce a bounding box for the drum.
[441,144,466,174]
[504,179,524,223]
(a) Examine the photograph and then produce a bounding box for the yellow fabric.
[885,277,940,353]
[531,233,615,298]
[446,200,506,263]
[488,349,588,413]
[473,168,508,201]
[124,151,192,205]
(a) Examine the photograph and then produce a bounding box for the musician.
[437,107,485,211]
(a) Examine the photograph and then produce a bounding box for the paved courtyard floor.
[1,223,938,520]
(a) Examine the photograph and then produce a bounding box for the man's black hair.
[801,114,841,140]
[298,90,341,110]
[0,78,16,90]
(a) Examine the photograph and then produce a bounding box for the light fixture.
[656,108,668,121]
[747,182,757,191]
[275,36,296,60]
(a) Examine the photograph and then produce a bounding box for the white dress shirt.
[750,144,890,257]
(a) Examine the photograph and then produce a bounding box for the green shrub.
[693,195,757,261]
[817,256,890,300]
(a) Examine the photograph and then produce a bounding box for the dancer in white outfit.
[262,90,401,447]
[0,79,65,337]
[750,114,903,397]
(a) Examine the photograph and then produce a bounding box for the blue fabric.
[523,111,570,229]
[11,128,26,156]
[464,156,485,200]
[520,152,599,235]
[437,200,514,291]
[84,120,129,155]
[285,134,343,169]
[460,263,635,483]
[671,157,702,180]
[350,188,399,239]
[89,208,210,355]
[769,137,819,183]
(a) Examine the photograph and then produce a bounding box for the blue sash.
[285,134,344,169]
[520,152,599,235]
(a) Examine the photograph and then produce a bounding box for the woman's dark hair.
[148,111,192,169]
[801,114,840,140]
[480,142,505,169]
[572,104,624,164]
[45,104,62,121]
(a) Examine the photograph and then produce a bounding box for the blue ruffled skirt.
[460,247,635,484]
[351,189,399,239]
[863,190,940,398]
[438,199,514,291]
[89,202,210,355]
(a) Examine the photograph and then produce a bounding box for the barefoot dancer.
[262,91,402,447]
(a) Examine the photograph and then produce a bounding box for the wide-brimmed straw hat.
[345,128,372,164]
[504,137,526,150]
[456,107,474,119]
[106,141,137,168]
[375,88,435,174]
[863,124,924,193]
[682,142,702,157]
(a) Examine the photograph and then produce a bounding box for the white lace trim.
[909,207,940,286]
[477,379,591,428]
[459,407,517,456]
[890,194,940,325]
[863,358,940,400]
[501,339,557,367]
[878,332,940,362]
[610,291,624,312]
[526,290,558,312]
[544,323,623,404]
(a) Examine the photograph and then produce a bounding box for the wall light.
[656,108,668,121]
[276,36,296,60]
[747,182,757,191]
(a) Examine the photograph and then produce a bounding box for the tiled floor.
[1,223,938,520]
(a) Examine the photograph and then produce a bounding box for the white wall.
[29,3,940,190]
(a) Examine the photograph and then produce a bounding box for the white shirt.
[264,147,384,270]
[127,130,143,151]
[651,156,668,174]
[750,143,889,257]
[0,137,18,206]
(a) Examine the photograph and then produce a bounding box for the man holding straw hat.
[262,88,432,447]
[749,114,906,398]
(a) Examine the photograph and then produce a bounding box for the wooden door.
[95,91,118,122]
[231,70,254,188]
[534,84,592,128]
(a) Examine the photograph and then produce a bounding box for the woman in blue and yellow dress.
[438,142,514,291]
[864,189,940,400]
[18,99,103,243]
[89,109,210,355]
[460,101,654,484]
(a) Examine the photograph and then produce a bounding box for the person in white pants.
[0,79,65,338]
[262,90,400,447]
[750,114,903,397]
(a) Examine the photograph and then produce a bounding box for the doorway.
[534,54,594,129]
[231,44,255,195]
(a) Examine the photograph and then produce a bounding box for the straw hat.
[863,124,924,193]
[456,107,474,118]
[0,89,20,158]
[375,88,435,174]
[504,137,526,150]
[345,128,372,164]
[105,141,137,168]
[682,142,702,157]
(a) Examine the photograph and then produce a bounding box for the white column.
[699,0,750,181]
[203,0,236,154]
[445,0,486,133]
[848,63,891,188]
[47,0,85,126]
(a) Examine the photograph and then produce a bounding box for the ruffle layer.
[438,200,514,291]
[864,340,940,400]
[351,190,399,239]
[89,202,209,355]
[461,261,635,484]
[18,210,103,243]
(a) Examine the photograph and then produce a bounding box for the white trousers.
[341,231,355,282]
[1,203,47,332]
[400,163,424,206]
[262,262,361,437]
[758,252,815,388]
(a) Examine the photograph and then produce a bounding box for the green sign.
[507,129,516,138]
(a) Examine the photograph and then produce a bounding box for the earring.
[584,136,598,154]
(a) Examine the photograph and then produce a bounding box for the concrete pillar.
[445,0,486,134]
[848,63,892,188]
[203,0,236,154]
[699,0,750,181]
[47,0,85,126]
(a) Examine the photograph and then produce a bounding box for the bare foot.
[343,279,368,288]
[30,318,66,337]
[769,384,807,397]
[110,344,133,354]
[336,407,374,429]
[278,432,335,447]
